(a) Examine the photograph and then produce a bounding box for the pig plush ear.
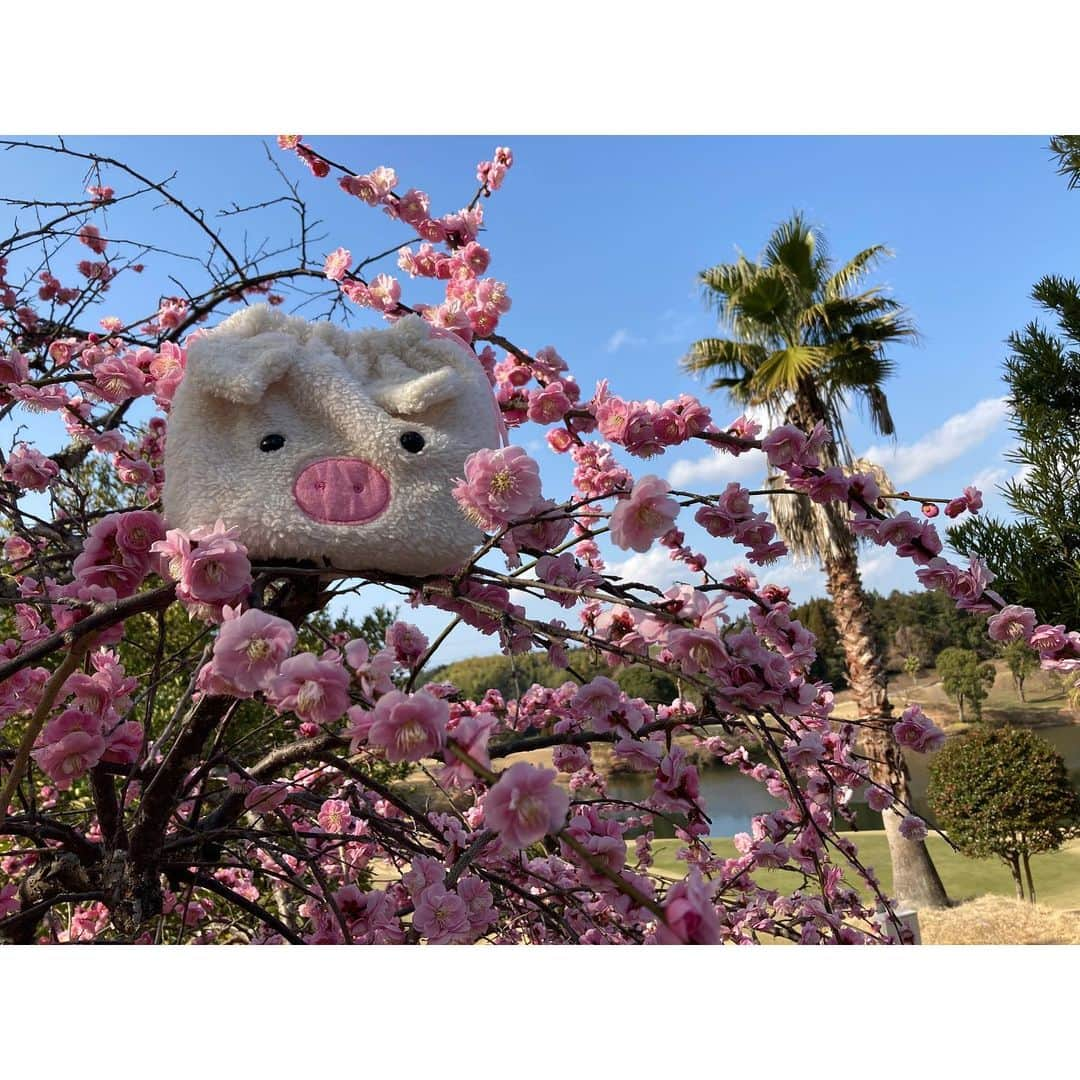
[367,365,463,418]
[183,330,297,405]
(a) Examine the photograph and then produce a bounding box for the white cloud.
[606,546,692,593]
[968,464,1009,494]
[855,551,893,585]
[1011,461,1033,486]
[605,328,646,353]
[862,396,1009,484]
[668,406,772,489]
[667,447,766,490]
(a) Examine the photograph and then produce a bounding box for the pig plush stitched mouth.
[162,305,503,575]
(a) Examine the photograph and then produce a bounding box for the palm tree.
[685,212,948,910]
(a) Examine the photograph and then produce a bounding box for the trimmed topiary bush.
[928,726,1080,902]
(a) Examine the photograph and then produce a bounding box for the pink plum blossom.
[367,274,401,312]
[344,704,376,753]
[344,638,397,698]
[115,511,165,559]
[613,736,665,771]
[368,690,448,762]
[385,621,429,666]
[457,876,497,934]
[987,605,1037,643]
[78,223,108,254]
[866,786,894,812]
[441,711,496,787]
[323,247,352,281]
[101,720,143,764]
[1030,624,1067,653]
[899,815,929,841]
[761,425,810,469]
[153,521,253,607]
[3,444,60,491]
[656,869,721,945]
[267,652,351,726]
[893,705,946,753]
[562,806,626,887]
[210,608,298,694]
[318,799,353,834]
[453,446,542,528]
[527,382,572,425]
[553,744,591,773]
[244,783,290,814]
[413,884,470,944]
[31,709,106,789]
[340,167,397,204]
[784,732,827,768]
[609,475,679,552]
[484,763,569,849]
[91,357,146,402]
[535,552,600,607]
[573,676,623,727]
[0,349,30,386]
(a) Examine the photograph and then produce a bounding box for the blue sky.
[3,135,1078,663]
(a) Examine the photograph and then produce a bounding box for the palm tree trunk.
[825,543,949,910]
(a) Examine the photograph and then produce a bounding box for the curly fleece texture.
[162,305,502,575]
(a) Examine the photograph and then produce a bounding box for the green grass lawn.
[645,832,1080,909]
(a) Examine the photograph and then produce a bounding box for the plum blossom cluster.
[284,137,515,343]
[152,520,253,620]
[66,510,166,606]
[987,603,1080,673]
[31,651,140,789]
[694,481,788,566]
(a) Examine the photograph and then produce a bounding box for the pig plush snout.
[293,457,391,524]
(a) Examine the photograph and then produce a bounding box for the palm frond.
[682,337,766,377]
[799,292,903,340]
[766,471,852,562]
[1049,136,1080,190]
[750,344,833,394]
[824,348,897,393]
[698,256,760,323]
[864,385,896,438]
[763,213,820,292]
[728,268,792,337]
[824,244,892,300]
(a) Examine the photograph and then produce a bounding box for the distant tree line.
[427,587,992,703]
[793,588,991,691]
[423,650,681,706]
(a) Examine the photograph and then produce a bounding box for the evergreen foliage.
[949,277,1080,629]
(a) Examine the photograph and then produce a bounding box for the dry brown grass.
[919,895,1080,945]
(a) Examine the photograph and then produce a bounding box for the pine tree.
[948,275,1080,628]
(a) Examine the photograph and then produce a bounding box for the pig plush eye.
[399,431,425,454]
[260,433,287,452]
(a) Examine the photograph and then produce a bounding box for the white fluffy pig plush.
[163,305,503,575]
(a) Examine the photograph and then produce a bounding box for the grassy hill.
[832,657,1076,731]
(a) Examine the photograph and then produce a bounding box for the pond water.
[605,723,1080,839]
